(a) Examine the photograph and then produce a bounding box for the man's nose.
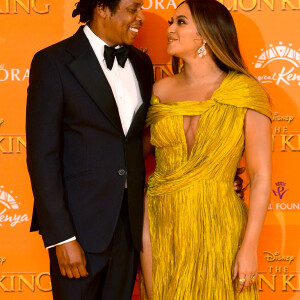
[137,10,145,23]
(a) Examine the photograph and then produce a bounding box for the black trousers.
[48,190,139,300]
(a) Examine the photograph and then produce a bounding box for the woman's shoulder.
[153,75,180,103]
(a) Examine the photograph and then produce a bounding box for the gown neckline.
[152,71,234,105]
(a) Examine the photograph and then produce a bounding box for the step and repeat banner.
[0,0,299,299]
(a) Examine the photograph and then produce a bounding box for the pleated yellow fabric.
[144,71,272,300]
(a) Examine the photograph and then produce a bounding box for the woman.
[140,0,271,299]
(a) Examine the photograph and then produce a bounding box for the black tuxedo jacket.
[26,26,154,253]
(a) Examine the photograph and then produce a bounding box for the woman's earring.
[197,41,207,58]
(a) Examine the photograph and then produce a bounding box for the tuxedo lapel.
[126,103,147,138]
[128,48,147,104]
[65,27,123,134]
[126,48,149,137]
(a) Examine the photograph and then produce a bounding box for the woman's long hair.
[172,0,254,81]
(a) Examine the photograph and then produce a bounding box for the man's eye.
[168,20,173,25]
[128,8,138,13]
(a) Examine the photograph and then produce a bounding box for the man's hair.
[72,0,122,23]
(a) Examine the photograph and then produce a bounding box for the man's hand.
[234,167,247,200]
[56,240,88,279]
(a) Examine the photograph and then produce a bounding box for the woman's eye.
[168,20,173,25]
[177,19,185,25]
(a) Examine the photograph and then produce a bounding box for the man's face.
[101,0,144,46]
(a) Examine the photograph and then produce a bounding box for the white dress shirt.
[84,25,143,135]
[47,25,143,249]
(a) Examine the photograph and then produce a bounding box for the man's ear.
[96,3,108,18]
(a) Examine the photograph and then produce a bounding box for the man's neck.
[89,22,118,47]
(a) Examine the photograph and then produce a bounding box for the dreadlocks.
[72,0,122,23]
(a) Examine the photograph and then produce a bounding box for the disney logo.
[273,112,294,124]
[264,251,295,264]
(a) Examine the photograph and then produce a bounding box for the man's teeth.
[130,28,139,33]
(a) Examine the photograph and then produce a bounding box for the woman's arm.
[143,126,154,159]
[233,109,272,292]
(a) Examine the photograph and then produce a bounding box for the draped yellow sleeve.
[212,71,272,119]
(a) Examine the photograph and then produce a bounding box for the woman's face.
[167,3,203,58]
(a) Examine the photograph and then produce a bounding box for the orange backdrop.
[0,0,299,299]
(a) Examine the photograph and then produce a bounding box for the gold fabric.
[144,71,272,299]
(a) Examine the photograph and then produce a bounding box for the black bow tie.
[104,45,130,70]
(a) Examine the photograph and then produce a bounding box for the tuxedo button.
[118,169,126,176]
[125,138,129,142]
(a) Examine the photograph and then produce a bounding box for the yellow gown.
[145,71,272,300]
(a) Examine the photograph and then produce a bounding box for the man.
[26,0,153,299]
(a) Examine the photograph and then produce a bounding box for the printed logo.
[258,250,299,293]
[142,0,300,11]
[153,64,173,80]
[272,113,300,152]
[0,257,6,266]
[272,181,289,200]
[253,42,300,86]
[0,257,51,293]
[268,181,299,211]
[0,186,30,227]
[142,0,177,10]
[0,65,29,82]
[0,1,50,14]
[0,119,26,154]
[219,0,300,11]
[264,251,295,264]
[0,187,19,210]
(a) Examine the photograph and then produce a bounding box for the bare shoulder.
[153,76,174,97]
[153,75,180,103]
